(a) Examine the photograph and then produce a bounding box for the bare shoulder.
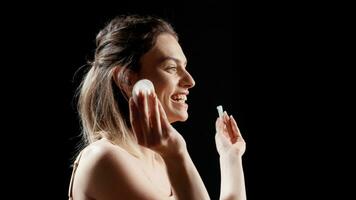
[73,139,172,200]
[80,139,133,167]
[73,139,137,198]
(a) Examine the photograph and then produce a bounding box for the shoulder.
[77,138,140,185]
[73,139,170,200]
[81,139,133,167]
[71,139,137,198]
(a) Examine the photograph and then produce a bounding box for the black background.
[1,1,350,199]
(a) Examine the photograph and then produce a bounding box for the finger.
[129,98,144,144]
[137,91,150,145]
[224,111,234,140]
[215,117,223,133]
[230,115,244,141]
[157,99,170,137]
[149,92,161,142]
[215,117,226,136]
[215,128,230,146]
[229,115,238,143]
[215,118,230,146]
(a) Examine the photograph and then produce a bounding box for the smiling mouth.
[170,94,187,104]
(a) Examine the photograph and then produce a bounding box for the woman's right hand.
[129,91,187,157]
[215,112,246,158]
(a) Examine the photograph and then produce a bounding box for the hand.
[215,112,246,157]
[129,91,186,157]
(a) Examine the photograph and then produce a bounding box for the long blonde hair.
[76,15,177,157]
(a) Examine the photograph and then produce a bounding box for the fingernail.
[224,111,229,119]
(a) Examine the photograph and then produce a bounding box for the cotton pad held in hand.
[132,79,155,105]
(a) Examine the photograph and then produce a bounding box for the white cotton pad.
[132,79,155,105]
[217,105,224,117]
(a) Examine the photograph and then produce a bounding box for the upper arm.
[86,146,171,200]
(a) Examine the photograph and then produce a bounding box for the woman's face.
[137,33,195,123]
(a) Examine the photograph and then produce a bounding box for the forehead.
[140,33,187,66]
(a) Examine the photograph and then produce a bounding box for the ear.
[112,66,138,98]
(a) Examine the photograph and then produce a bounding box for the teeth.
[171,94,187,101]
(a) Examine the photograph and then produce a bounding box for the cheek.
[144,73,176,102]
[152,79,174,97]
[155,86,175,112]
[155,86,172,102]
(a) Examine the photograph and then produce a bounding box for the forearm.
[162,149,210,200]
[219,154,246,200]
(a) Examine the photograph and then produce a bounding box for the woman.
[68,15,246,200]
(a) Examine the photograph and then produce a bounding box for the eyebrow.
[158,56,187,66]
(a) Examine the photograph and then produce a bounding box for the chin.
[168,113,189,123]
[176,117,188,122]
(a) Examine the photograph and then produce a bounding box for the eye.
[166,65,178,73]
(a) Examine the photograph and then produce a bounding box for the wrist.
[219,151,243,164]
[160,146,189,160]
[156,135,187,158]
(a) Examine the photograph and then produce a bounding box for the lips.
[171,94,187,103]
[170,92,189,104]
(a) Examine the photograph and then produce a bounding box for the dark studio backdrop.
[1,2,244,199]
[1,0,348,199]
[60,4,242,199]
[63,4,241,200]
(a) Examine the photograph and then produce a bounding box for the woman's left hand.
[129,92,187,157]
[215,112,246,157]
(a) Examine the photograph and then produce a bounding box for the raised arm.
[215,112,247,200]
[130,92,210,200]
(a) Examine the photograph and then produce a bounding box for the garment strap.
[68,150,84,200]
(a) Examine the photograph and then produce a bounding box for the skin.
[71,33,246,200]
[216,112,246,200]
[131,33,195,123]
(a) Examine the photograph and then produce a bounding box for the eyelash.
[166,66,178,73]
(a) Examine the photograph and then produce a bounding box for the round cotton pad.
[132,79,155,105]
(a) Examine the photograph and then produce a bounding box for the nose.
[180,69,195,89]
